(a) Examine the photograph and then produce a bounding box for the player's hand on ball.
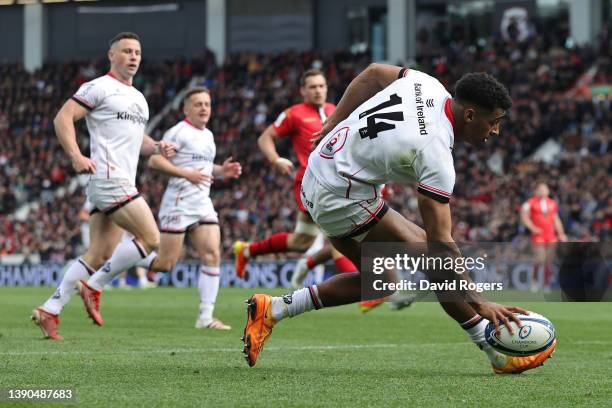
[222,157,242,179]
[274,157,294,175]
[184,168,213,188]
[471,302,528,335]
[71,154,96,174]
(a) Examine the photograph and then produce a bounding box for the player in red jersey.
[233,69,358,281]
[521,182,567,291]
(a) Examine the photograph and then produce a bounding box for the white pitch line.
[0,342,465,357]
[0,340,607,357]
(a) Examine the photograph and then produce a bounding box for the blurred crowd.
[0,21,610,261]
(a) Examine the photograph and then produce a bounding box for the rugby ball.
[485,312,555,357]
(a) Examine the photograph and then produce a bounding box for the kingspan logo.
[116,103,147,125]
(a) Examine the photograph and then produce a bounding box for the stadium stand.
[0,23,609,261]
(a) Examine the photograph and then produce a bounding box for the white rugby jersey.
[308,69,456,203]
[72,73,149,183]
[160,119,216,208]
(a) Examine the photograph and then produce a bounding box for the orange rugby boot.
[359,298,386,313]
[31,308,64,340]
[493,339,557,374]
[242,294,277,367]
[77,280,104,326]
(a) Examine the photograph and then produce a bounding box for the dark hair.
[183,87,211,104]
[454,73,512,111]
[300,68,325,86]
[109,32,141,48]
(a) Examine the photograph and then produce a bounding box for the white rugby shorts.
[158,196,219,234]
[86,178,140,215]
[300,168,388,242]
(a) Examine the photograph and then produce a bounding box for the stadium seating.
[0,29,609,260]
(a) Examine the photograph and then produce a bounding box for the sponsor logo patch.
[319,127,349,159]
[116,111,147,125]
[414,83,428,136]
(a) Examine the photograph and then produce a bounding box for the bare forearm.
[424,239,486,304]
[418,195,484,304]
[54,116,82,159]
[147,155,185,178]
[428,241,485,305]
[212,164,223,177]
[257,129,280,164]
[140,134,159,156]
[521,213,538,232]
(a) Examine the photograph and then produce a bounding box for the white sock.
[462,315,507,367]
[198,265,220,319]
[88,239,147,291]
[271,286,323,321]
[136,251,157,270]
[42,258,94,315]
[138,273,149,287]
[199,304,214,322]
[463,315,487,344]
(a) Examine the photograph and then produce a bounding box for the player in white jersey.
[144,87,241,330]
[31,32,176,339]
[242,64,556,374]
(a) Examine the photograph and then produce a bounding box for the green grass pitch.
[0,287,610,407]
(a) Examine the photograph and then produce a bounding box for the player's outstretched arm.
[258,125,294,176]
[54,99,96,174]
[315,63,402,140]
[417,193,526,334]
[147,155,212,188]
[213,157,242,180]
